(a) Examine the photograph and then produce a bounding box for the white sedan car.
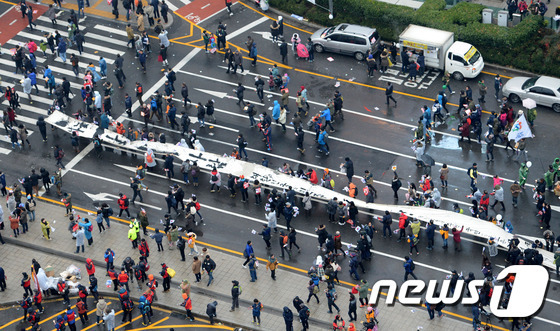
[502,76,560,112]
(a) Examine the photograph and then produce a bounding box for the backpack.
[57,149,65,159]
[123,198,129,207]
[189,205,196,215]
[313,285,319,294]
[410,260,415,270]
[211,174,218,182]
[87,224,93,232]
[282,235,288,245]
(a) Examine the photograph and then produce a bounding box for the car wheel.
[452,71,464,81]
[354,52,365,61]
[314,44,324,53]
[509,94,520,103]
[553,103,560,113]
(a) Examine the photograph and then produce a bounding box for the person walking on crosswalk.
[57,38,68,63]
[26,5,37,31]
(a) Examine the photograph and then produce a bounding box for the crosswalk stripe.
[1,99,49,117]
[81,31,129,48]
[0,83,53,105]
[16,30,120,62]
[0,64,84,91]
[2,40,47,64]
[0,145,12,154]
[93,25,127,37]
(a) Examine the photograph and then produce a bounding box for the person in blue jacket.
[320,107,335,132]
[79,217,93,246]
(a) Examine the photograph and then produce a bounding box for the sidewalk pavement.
[39,0,174,30]
[0,198,475,330]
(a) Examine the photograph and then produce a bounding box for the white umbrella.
[522,98,537,109]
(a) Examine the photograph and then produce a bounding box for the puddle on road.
[430,135,462,151]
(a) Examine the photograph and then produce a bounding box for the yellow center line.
[90,0,105,10]
[34,198,508,330]
[237,0,312,35]
[128,325,234,330]
[26,304,77,330]
[148,316,169,327]
[116,314,144,330]
[80,302,113,331]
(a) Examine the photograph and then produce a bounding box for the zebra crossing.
[0,14,135,155]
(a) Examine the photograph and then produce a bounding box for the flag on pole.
[31,268,41,292]
[508,113,533,142]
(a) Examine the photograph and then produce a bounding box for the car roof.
[335,24,376,36]
[536,76,560,87]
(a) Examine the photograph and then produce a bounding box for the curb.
[3,199,333,330]
[262,4,537,77]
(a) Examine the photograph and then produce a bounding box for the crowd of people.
[1,1,559,330]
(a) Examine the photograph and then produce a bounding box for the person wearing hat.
[230,280,241,311]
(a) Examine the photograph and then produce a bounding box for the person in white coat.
[22,75,32,103]
[413,141,425,167]
[158,29,170,48]
[103,308,115,331]
[194,139,205,152]
[266,208,277,232]
[144,148,157,171]
[94,90,102,113]
[73,226,85,253]
[432,188,442,209]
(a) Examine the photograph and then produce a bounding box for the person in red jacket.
[143,288,155,316]
[27,308,40,325]
[19,293,32,320]
[139,238,150,262]
[397,213,408,242]
[21,272,32,296]
[452,226,465,252]
[306,168,318,184]
[77,285,89,309]
[118,268,130,292]
[33,290,44,313]
[64,306,77,331]
[146,274,158,301]
[76,298,89,325]
[180,292,195,321]
[117,193,131,218]
[108,267,118,292]
[57,279,70,305]
[86,258,95,276]
[160,263,170,292]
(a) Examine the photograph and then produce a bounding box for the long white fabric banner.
[47,112,554,268]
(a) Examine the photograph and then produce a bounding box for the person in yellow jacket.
[410,219,421,238]
[131,218,140,240]
[365,306,376,324]
[440,224,449,249]
[187,232,199,256]
[266,254,279,281]
[128,223,138,249]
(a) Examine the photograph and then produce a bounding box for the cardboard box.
[45,265,55,277]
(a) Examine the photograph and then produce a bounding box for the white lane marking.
[9,19,17,26]
[178,70,535,189]
[66,167,560,314]
[59,48,202,182]
[201,4,210,9]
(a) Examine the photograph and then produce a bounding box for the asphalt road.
[0,1,559,330]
